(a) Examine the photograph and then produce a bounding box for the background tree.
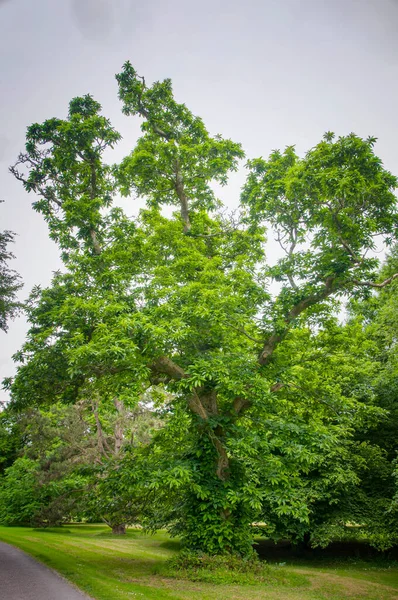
[0,201,22,332]
[0,399,161,530]
[0,404,91,526]
[0,408,23,475]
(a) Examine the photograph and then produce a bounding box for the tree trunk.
[179,389,255,555]
[296,532,312,554]
[213,433,230,481]
[112,523,126,535]
[113,398,125,455]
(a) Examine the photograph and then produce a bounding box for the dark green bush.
[163,549,273,584]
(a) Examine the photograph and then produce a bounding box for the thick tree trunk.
[112,523,126,535]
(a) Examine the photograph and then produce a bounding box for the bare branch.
[91,399,112,458]
[275,230,289,255]
[89,229,101,255]
[226,322,263,344]
[351,273,398,289]
[287,273,298,291]
[9,160,63,209]
[189,390,209,420]
[113,398,125,455]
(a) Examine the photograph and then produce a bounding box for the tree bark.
[91,399,111,458]
[112,523,126,535]
[175,160,191,233]
[113,398,125,455]
[213,434,230,481]
[89,229,101,255]
[258,276,336,365]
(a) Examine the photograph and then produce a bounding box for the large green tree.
[8,63,398,555]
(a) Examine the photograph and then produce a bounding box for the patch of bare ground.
[295,569,398,600]
[117,575,308,599]
[121,571,398,600]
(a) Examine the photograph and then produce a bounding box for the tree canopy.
[3,62,398,556]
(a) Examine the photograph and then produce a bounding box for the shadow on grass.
[66,524,106,532]
[255,538,398,566]
[32,527,72,534]
[159,540,182,552]
[93,530,142,539]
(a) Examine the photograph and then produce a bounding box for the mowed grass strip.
[0,524,398,600]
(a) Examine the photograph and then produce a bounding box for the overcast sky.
[1,0,398,403]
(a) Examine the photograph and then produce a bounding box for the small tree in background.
[0,400,161,529]
[0,201,22,333]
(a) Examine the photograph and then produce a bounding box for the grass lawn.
[1,524,398,600]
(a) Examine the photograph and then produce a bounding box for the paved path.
[0,541,92,600]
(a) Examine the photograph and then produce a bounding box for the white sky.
[1,0,398,403]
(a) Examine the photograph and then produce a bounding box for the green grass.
[0,524,398,599]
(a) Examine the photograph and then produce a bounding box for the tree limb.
[226,322,264,344]
[258,276,336,365]
[351,273,398,288]
[232,396,251,415]
[150,355,208,419]
[135,74,171,141]
[174,160,191,233]
[150,355,188,380]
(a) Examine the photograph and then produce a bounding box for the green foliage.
[0,458,42,525]
[0,401,161,528]
[116,62,244,215]
[89,451,149,532]
[164,550,275,585]
[0,202,22,332]
[6,64,398,555]
[0,404,93,526]
[0,409,22,474]
[11,95,120,255]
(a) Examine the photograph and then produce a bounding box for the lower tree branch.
[188,391,209,420]
[91,399,112,458]
[150,355,208,419]
[113,398,125,455]
[150,355,187,380]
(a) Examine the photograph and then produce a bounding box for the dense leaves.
[0,400,161,529]
[3,64,398,555]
